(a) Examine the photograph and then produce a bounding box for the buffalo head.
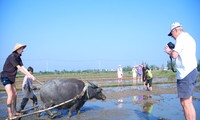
[87,81,106,100]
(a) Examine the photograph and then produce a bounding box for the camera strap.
[170,56,176,72]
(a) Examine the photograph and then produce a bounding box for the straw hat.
[13,43,27,52]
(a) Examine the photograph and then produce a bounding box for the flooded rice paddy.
[0,80,200,120]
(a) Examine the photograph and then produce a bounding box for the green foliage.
[123,65,132,71]
[151,70,176,78]
[197,59,200,71]
[149,65,159,70]
[167,60,176,70]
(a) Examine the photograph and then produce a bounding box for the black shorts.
[145,78,153,87]
[1,77,14,86]
[177,68,198,99]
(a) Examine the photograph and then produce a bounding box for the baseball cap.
[168,22,182,36]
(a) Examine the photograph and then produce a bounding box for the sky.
[0,0,200,72]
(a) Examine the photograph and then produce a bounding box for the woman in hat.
[1,43,36,119]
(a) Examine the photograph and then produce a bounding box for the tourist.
[137,64,143,82]
[144,68,153,91]
[132,66,137,81]
[117,65,123,86]
[0,43,36,119]
[164,22,198,120]
[142,64,149,88]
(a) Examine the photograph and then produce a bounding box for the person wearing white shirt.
[117,65,123,86]
[165,22,198,120]
[18,66,38,113]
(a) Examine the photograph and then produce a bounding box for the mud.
[0,81,200,120]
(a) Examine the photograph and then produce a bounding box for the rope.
[9,99,74,120]
[9,82,89,120]
[35,79,43,85]
[170,56,176,72]
[20,105,39,113]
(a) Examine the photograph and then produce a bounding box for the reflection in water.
[142,95,153,114]
[132,94,154,119]
[117,86,123,103]
[133,95,153,114]
[117,86,124,108]
[132,80,144,90]
[132,95,143,104]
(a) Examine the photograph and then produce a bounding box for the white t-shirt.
[174,32,197,79]
[117,67,123,78]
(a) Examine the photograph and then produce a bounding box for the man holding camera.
[164,22,198,120]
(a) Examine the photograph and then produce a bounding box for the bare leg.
[118,78,122,87]
[4,84,14,118]
[149,87,152,91]
[132,78,136,89]
[11,84,18,115]
[180,96,196,120]
[143,81,146,88]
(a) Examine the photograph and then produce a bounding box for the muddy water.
[0,82,200,120]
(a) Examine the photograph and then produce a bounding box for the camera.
[167,42,176,72]
[167,42,175,50]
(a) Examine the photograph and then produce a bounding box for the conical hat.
[13,43,27,52]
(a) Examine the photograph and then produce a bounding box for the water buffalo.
[39,78,106,118]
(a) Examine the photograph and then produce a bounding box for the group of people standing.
[132,64,153,91]
[117,64,153,91]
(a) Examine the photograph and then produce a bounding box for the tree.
[123,65,132,71]
[197,59,200,71]
[149,65,159,70]
[167,60,176,71]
